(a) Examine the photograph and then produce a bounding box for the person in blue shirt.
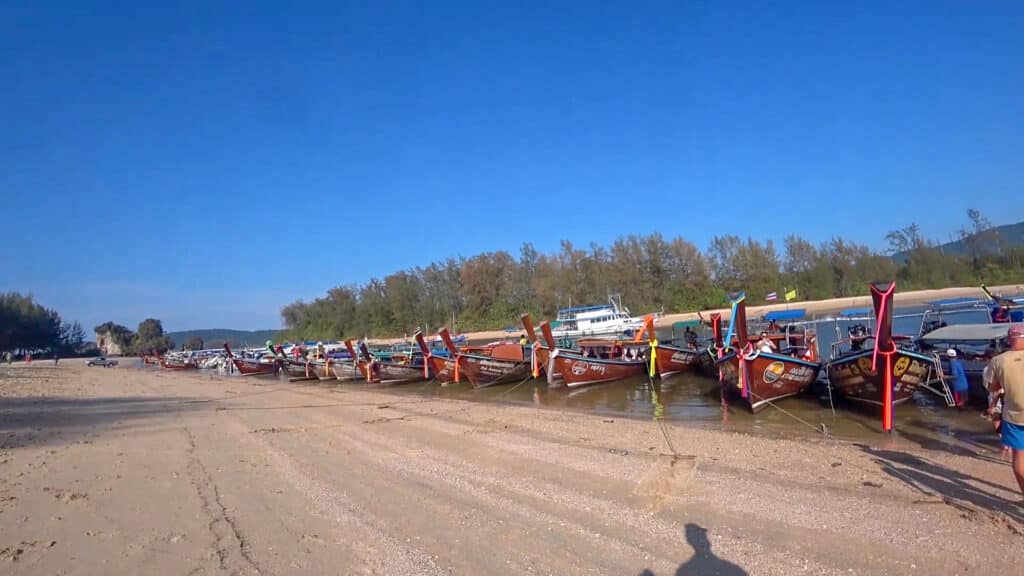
[948,349,969,407]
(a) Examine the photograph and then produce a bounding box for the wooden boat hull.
[550,350,646,388]
[653,344,701,377]
[282,360,315,380]
[330,361,362,381]
[371,362,426,385]
[458,354,530,388]
[535,346,556,381]
[160,358,197,370]
[826,349,934,406]
[308,360,336,380]
[230,357,278,376]
[425,355,456,383]
[718,351,820,412]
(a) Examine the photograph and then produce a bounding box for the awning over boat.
[557,304,611,314]
[839,308,872,317]
[763,309,806,321]
[925,297,989,307]
[920,323,1018,343]
[671,320,701,329]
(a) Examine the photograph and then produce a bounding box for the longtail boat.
[281,358,317,381]
[643,317,701,378]
[415,331,457,383]
[223,344,278,376]
[521,313,550,379]
[826,282,945,431]
[357,342,425,385]
[716,292,821,412]
[328,340,363,381]
[698,313,724,375]
[453,337,530,388]
[159,354,198,370]
[539,321,648,388]
[299,342,353,381]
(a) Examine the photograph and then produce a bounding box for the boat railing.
[919,352,956,407]
[828,337,875,361]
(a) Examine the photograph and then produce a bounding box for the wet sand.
[1,361,1022,575]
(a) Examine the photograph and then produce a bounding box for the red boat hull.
[230,357,277,375]
[425,355,456,383]
[159,358,197,370]
[718,352,820,412]
[550,350,646,388]
[653,344,700,377]
[458,354,530,388]
[367,362,425,385]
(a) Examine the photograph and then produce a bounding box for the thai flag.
[765,292,778,301]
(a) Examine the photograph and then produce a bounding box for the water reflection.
[386,368,998,447]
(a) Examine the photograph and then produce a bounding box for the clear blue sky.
[2,1,1022,332]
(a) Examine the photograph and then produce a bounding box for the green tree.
[133,318,174,355]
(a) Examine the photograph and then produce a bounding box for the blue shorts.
[1002,420,1024,450]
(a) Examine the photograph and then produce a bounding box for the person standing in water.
[989,325,1024,501]
[947,349,968,407]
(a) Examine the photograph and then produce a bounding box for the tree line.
[0,292,88,356]
[280,210,1024,340]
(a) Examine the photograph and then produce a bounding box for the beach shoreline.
[370,283,1024,344]
[1,361,1021,574]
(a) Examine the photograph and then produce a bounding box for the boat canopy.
[925,297,989,307]
[920,323,1016,343]
[763,309,806,321]
[671,320,701,329]
[557,304,613,314]
[839,308,872,317]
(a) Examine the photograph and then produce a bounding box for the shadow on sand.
[855,443,1024,528]
[0,396,200,449]
[896,425,1007,466]
[639,523,747,576]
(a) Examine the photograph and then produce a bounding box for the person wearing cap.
[947,349,969,407]
[989,324,1024,500]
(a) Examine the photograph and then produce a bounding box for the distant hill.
[166,329,283,350]
[936,221,1024,256]
[894,221,1024,262]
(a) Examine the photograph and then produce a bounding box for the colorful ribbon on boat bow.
[649,339,658,378]
[531,341,540,378]
[737,343,753,399]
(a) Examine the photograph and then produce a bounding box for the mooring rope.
[748,389,829,436]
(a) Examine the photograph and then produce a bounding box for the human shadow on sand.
[639,523,747,576]
[855,443,1024,527]
[896,425,1007,466]
[0,396,201,449]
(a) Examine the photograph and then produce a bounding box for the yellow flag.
[785,289,797,302]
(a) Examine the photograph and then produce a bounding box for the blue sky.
[2,1,1022,331]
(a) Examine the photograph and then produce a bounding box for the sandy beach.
[369,283,1024,345]
[1,361,1022,574]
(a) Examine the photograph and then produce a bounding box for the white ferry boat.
[549,294,656,339]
